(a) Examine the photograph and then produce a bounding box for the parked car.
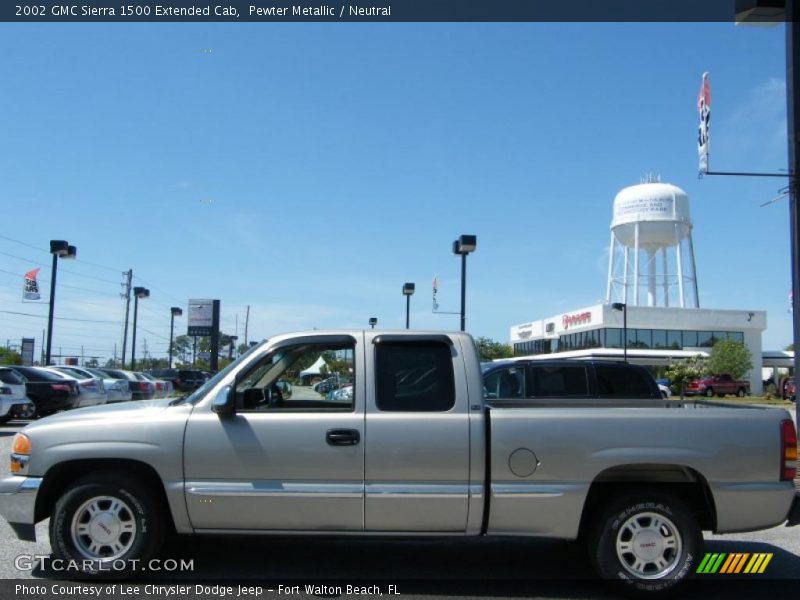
[658,383,671,398]
[0,329,797,594]
[44,368,107,408]
[98,369,154,401]
[482,359,663,400]
[685,373,750,398]
[5,366,79,418]
[150,368,204,393]
[139,373,173,399]
[51,366,131,403]
[0,368,34,424]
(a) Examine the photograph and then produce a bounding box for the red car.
[685,373,750,398]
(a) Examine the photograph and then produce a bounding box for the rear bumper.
[786,492,800,527]
[0,476,42,542]
[34,394,77,412]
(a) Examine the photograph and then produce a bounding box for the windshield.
[171,341,265,405]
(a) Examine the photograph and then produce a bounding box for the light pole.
[452,234,477,332]
[228,335,238,361]
[612,302,628,363]
[45,240,76,366]
[169,307,182,368]
[369,317,377,329]
[130,287,149,370]
[402,283,415,329]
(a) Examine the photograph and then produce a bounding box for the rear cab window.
[375,341,455,412]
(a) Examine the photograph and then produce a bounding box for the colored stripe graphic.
[697,552,773,574]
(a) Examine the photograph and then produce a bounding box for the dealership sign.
[188,299,214,336]
[562,311,591,330]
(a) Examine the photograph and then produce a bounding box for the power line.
[0,310,121,324]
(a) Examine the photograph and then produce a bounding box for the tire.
[704,388,714,398]
[49,471,164,579]
[588,490,702,596]
[0,414,11,424]
[16,402,37,420]
[736,388,746,398]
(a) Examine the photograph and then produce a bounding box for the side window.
[484,368,524,399]
[375,342,455,412]
[526,365,589,397]
[595,365,654,397]
[235,341,355,411]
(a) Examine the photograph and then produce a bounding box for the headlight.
[10,433,30,474]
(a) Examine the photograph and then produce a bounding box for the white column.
[606,231,616,303]
[675,223,685,308]
[647,249,657,307]
[687,228,700,308]
[661,247,669,307]
[633,222,640,306]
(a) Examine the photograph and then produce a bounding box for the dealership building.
[508,181,779,394]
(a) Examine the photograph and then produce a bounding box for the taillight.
[79,381,96,388]
[139,382,148,391]
[51,384,71,392]
[780,419,798,481]
[0,387,11,395]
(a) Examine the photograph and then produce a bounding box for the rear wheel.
[736,388,746,398]
[704,388,714,398]
[588,490,702,595]
[16,402,37,420]
[49,471,164,579]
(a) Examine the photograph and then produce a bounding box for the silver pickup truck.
[1,330,798,594]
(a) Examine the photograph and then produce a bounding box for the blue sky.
[0,22,792,361]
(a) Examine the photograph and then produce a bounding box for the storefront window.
[635,329,652,349]
[698,331,714,347]
[652,329,667,349]
[683,330,698,347]
[667,330,682,349]
[605,328,622,348]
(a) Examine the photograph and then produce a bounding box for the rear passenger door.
[364,334,471,532]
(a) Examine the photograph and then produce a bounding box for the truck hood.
[25,398,180,429]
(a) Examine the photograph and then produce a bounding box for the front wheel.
[736,388,746,398]
[49,472,164,579]
[704,388,714,398]
[588,490,702,595]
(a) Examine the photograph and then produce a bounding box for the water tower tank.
[606,182,699,308]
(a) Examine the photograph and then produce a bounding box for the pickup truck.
[0,330,797,595]
[685,374,750,398]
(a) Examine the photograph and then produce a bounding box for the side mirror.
[211,385,235,417]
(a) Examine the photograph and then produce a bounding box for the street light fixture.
[45,240,77,365]
[130,286,150,370]
[369,317,377,329]
[402,283,415,329]
[452,234,477,332]
[611,302,628,363]
[169,307,183,368]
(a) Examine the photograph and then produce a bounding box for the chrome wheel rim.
[17,404,36,419]
[70,495,137,560]
[615,511,682,579]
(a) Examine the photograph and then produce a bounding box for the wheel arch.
[578,463,717,539]
[35,458,176,533]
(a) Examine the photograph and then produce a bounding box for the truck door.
[183,334,365,531]
[363,334,472,532]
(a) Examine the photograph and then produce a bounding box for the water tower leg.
[687,230,700,308]
[675,223,685,308]
[647,249,656,307]
[606,232,616,303]
[622,246,629,304]
[633,222,640,306]
[661,247,669,307]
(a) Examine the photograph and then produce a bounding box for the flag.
[697,72,711,174]
[23,268,41,301]
[432,275,439,311]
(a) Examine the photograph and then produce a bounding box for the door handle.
[326,428,360,446]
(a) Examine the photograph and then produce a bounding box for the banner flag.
[432,275,439,311]
[23,268,41,301]
[697,72,711,174]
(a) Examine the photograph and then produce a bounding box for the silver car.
[139,373,173,399]
[43,368,107,408]
[52,366,131,403]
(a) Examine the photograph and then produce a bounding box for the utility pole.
[120,269,132,366]
[787,2,800,426]
[244,305,250,348]
[40,329,45,365]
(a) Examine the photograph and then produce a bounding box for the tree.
[0,348,22,365]
[707,339,753,379]
[474,337,514,361]
[665,355,706,395]
[84,358,99,367]
[172,335,191,364]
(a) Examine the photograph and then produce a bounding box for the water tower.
[606,180,699,308]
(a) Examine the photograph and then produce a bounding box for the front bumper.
[0,476,42,541]
[787,492,800,527]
